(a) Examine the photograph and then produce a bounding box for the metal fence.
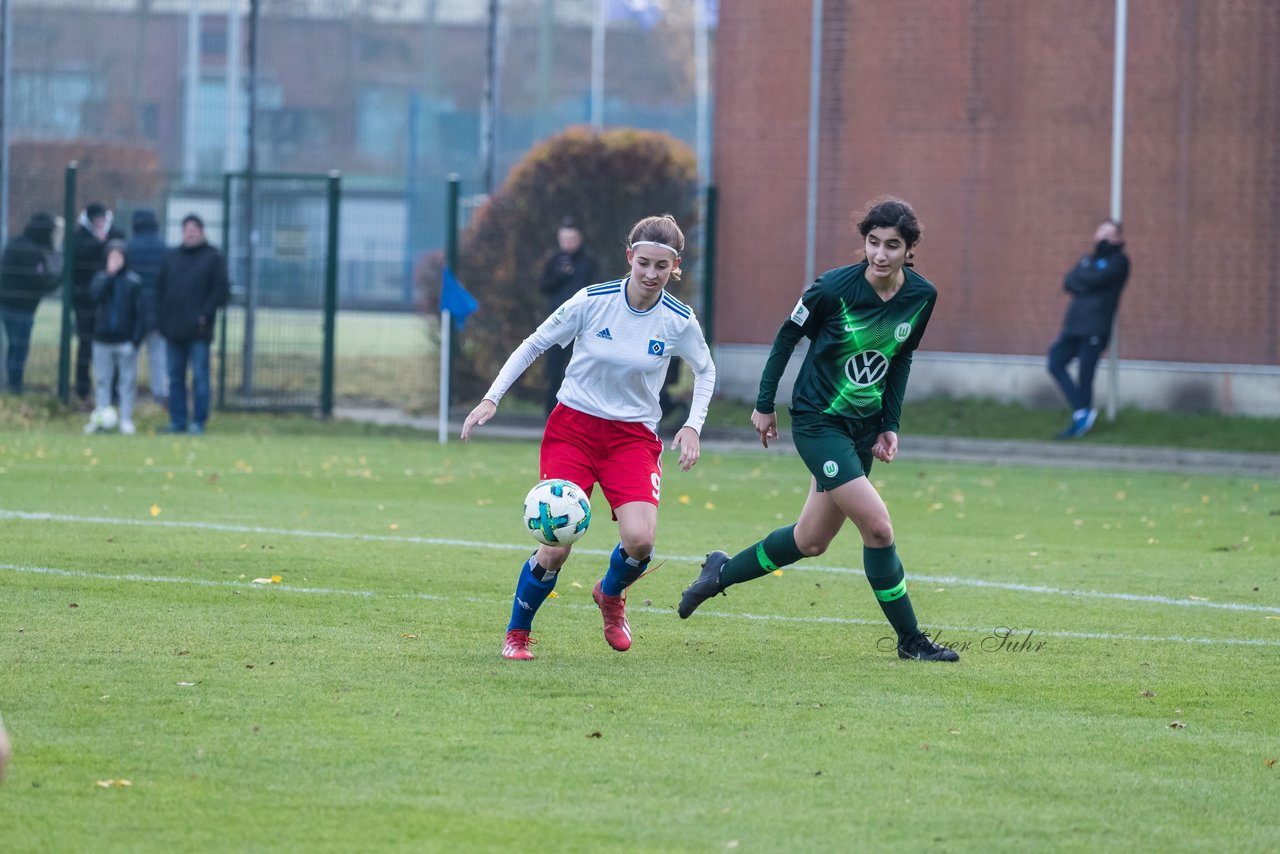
[2,0,711,416]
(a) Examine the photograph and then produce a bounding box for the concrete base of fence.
[714,345,1280,419]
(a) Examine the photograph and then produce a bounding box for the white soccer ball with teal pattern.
[522,479,591,546]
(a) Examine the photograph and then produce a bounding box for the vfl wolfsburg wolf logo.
[844,350,889,387]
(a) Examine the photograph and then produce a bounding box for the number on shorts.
[650,472,662,501]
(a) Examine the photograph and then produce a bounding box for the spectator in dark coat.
[538,218,600,415]
[157,214,229,434]
[87,240,145,434]
[71,202,125,405]
[0,213,62,393]
[127,209,170,404]
[1047,219,1130,439]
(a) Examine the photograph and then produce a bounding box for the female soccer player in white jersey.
[461,214,716,661]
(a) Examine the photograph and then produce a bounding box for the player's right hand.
[460,399,496,441]
[751,409,778,448]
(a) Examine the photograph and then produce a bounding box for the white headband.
[630,240,680,257]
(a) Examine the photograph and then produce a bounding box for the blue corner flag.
[440,267,478,330]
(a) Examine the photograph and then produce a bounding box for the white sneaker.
[120,421,136,435]
[84,420,98,434]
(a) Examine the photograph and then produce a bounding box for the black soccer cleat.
[897,630,960,662]
[678,550,729,619]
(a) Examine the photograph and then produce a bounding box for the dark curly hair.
[855,197,923,253]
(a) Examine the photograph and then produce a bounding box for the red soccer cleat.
[502,629,535,660]
[592,580,632,652]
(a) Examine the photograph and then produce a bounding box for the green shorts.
[790,410,881,491]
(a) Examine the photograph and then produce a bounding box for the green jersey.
[757,261,937,430]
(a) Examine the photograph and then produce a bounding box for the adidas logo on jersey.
[595,328,613,340]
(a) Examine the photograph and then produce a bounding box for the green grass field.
[1,413,1277,852]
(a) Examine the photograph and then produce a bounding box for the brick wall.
[713,0,1280,366]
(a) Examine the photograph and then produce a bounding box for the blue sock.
[507,554,558,632]
[600,543,649,597]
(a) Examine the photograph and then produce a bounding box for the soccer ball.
[522,479,592,546]
[91,405,119,432]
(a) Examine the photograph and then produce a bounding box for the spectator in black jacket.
[1047,219,1130,439]
[127,209,170,405]
[538,218,600,415]
[72,202,125,405]
[87,240,145,434]
[0,213,62,393]
[157,214,229,435]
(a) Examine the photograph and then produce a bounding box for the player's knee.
[621,537,654,561]
[860,518,894,548]
[795,535,830,558]
[537,544,571,570]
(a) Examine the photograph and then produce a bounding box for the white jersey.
[483,278,717,434]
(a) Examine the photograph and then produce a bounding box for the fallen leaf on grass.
[250,576,283,585]
[548,591,559,599]
[772,569,784,577]
[1140,690,1156,697]
[150,504,161,517]
[400,633,418,639]
[1169,721,1186,729]
[1264,758,1277,769]
[177,682,196,687]
[587,731,602,738]
[95,779,132,788]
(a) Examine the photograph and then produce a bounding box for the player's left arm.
[669,317,717,471]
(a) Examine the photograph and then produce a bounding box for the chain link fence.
[3,0,709,416]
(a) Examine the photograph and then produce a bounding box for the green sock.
[720,525,805,588]
[863,543,919,640]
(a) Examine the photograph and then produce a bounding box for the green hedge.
[451,126,697,400]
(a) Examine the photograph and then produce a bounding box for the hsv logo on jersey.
[648,339,666,356]
[844,350,889,387]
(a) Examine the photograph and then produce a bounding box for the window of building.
[11,69,103,137]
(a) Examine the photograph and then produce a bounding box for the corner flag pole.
[439,309,451,444]
[1106,0,1127,423]
[440,174,460,445]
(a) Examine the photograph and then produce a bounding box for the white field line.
[3,507,1279,616]
[2,561,1278,649]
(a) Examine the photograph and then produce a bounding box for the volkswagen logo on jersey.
[895,322,912,342]
[844,350,889,387]
[648,339,666,356]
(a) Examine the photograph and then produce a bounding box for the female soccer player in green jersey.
[678,197,959,661]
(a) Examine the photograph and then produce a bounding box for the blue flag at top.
[440,267,478,330]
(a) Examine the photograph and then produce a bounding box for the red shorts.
[540,405,664,516]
